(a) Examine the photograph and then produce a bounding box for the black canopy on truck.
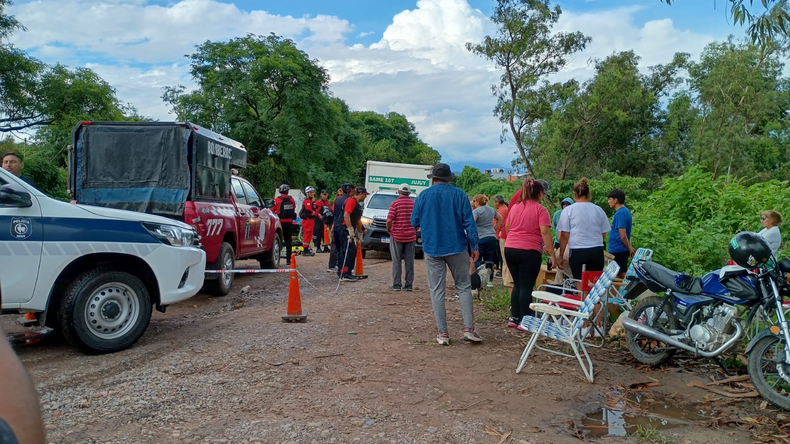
[69,121,247,216]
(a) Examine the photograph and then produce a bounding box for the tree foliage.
[164,33,437,194]
[467,0,590,179]
[632,166,789,275]
[662,0,790,50]
[530,51,688,181]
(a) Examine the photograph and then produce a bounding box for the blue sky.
[8,0,750,169]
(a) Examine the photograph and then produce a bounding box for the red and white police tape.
[205,269,294,274]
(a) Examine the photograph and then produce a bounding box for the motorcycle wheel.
[625,296,678,366]
[748,334,790,410]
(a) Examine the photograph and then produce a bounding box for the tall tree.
[531,51,688,180]
[661,0,790,50]
[163,33,364,193]
[681,38,790,181]
[467,0,590,179]
[349,111,441,167]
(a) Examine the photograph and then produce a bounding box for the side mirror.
[263,198,275,209]
[0,184,32,208]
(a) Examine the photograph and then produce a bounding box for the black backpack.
[299,202,311,220]
[278,196,296,220]
[320,205,334,225]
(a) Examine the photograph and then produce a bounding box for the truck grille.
[371,218,387,229]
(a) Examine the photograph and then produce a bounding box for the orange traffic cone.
[354,244,368,279]
[282,254,307,322]
[323,226,331,245]
[20,312,37,326]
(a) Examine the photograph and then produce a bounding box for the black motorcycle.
[622,232,790,410]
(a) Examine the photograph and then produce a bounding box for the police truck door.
[0,176,43,305]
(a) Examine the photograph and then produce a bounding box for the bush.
[632,167,789,275]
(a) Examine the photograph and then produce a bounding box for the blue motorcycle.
[622,232,790,410]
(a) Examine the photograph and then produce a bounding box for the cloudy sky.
[8,0,743,168]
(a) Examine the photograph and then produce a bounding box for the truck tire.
[260,233,282,269]
[415,250,424,260]
[204,242,235,296]
[59,268,152,354]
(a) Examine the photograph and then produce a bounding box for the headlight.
[143,223,198,247]
[360,216,373,227]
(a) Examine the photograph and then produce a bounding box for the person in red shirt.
[274,184,297,265]
[301,186,317,256]
[339,187,367,280]
[386,183,417,291]
[493,195,509,278]
[313,189,331,253]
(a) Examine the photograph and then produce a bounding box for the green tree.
[466,0,590,179]
[349,111,440,167]
[662,0,790,50]
[674,39,790,181]
[163,33,364,193]
[531,51,688,181]
[454,166,490,194]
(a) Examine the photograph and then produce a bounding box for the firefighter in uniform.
[314,189,331,253]
[338,186,368,281]
[301,186,317,256]
[274,184,297,265]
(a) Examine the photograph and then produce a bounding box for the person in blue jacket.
[411,163,483,346]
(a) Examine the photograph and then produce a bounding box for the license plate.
[381,237,391,244]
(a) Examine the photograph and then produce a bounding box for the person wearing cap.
[328,184,354,272]
[338,187,368,281]
[551,197,575,283]
[314,189,332,253]
[300,186,318,256]
[411,163,483,345]
[386,183,417,291]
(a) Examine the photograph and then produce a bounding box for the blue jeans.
[476,236,497,275]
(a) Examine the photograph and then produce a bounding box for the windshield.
[367,194,415,210]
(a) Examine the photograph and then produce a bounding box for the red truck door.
[232,178,270,258]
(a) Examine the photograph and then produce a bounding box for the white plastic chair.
[515,261,620,383]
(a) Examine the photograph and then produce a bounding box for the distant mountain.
[446,162,512,174]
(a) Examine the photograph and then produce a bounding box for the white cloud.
[358,31,375,38]
[9,0,723,168]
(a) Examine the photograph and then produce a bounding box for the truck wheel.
[205,242,235,296]
[260,233,282,269]
[59,268,152,354]
[415,250,424,260]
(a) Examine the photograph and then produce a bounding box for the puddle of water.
[580,392,713,438]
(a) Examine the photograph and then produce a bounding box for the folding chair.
[606,248,653,312]
[535,268,606,347]
[515,261,620,383]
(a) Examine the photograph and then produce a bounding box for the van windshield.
[367,194,415,210]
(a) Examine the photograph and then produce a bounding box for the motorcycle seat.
[640,261,704,294]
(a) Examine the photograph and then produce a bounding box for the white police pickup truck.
[0,168,206,354]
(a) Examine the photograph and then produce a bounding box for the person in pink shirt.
[504,180,556,331]
[493,195,509,279]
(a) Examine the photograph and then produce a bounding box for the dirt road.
[8,252,785,443]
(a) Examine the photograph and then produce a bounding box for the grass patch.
[480,288,510,313]
[633,425,673,444]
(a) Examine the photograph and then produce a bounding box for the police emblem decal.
[11,217,32,240]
